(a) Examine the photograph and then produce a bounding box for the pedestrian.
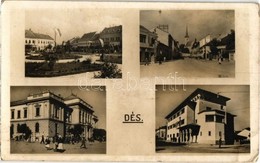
[144,49,149,66]
[57,135,65,152]
[219,137,222,148]
[218,51,222,64]
[40,135,45,144]
[80,136,87,149]
[159,50,163,65]
[45,136,52,150]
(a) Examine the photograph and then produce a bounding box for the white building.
[165,88,236,145]
[25,29,55,51]
[65,94,98,139]
[10,91,98,141]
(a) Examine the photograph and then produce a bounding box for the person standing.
[144,49,149,66]
[57,135,65,152]
[40,135,45,144]
[80,135,87,149]
[219,137,222,148]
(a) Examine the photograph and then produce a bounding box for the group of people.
[40,134,89,152]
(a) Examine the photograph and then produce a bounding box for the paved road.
[141,58,235,78]
[11,140,106,154]
[156,144,250,153]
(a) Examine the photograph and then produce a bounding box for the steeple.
[185,25,189,38]
[184,25,189,45]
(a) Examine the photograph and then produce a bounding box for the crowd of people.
[38,134,91,152]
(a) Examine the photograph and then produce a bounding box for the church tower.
[184,25,189,45]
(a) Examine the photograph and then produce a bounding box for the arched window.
[35,123,39,133]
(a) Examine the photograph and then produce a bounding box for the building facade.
[25,29,55,51]
[165,88,236,145]
[10,91,98,141]
[156,126,167,140]
[100,25,122,53]
[153,26,175,61]
[65,94,98,139]
[140,25,158,63]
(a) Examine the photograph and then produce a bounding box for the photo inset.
[25,9,122,78]
[140,10,235,78]
[156,85,250,153]
[10,86,106,154]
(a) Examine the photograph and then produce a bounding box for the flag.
[99,38,104,48]
[55,28,62,37]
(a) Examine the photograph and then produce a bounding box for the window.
[35,107,40,116]
[79,110,81,123]
[206,107,212,111]
[200,132,202,136]
[110,38,114,41]
[173,134,175,138]
[216,115,223,123]
[177,133,179,137]
[17,110,21,119]
[208,131,211,136]
[177,112,180,116]
[205,115,214,122]
[181,119,185,125]
[195,119,197,123]
[11,110,15,119]
[220,105,224,110]
[17,124,20,133]
[29,40,31,43]
[25,40,27,43]
[55,107,59,118]
[24,109,27,118]
[33,40,35,44]
[181,109,185,114]
[35,123,39,132]
[140,34,146,43]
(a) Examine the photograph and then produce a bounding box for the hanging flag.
[99,38,104,48]
[55,28,62,37]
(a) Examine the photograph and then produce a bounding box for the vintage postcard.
[1,1,259,162]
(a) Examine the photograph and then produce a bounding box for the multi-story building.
[64,94,98,139]
[156,126,167,140]
[10,91,98,141]
[165,88,236,145]
[100,25,122,53]
[152,25,175,61]
[139,25,157,63]
[25,29,55,51]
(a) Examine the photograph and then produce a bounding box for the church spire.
[185,25,189,38]
[184,25,189,45]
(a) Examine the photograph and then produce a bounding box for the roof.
[165,88,231,119]
[80,32,97,41]
[65,93,94,112]
[25,29,54,40]
[101,25,122,34]
[140,25,156,35]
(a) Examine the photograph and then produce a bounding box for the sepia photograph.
[156,85,250,153]
[10,86,106,154]
[140,10,235,78]
[25,9,122,78]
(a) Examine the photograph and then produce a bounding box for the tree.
[44,53,59,70]
[93,128,106,142]
[226,29,235,50]
[209,38,220,56]
[94,62,122,78]
[68,124,84,138]
[17,124,32,139]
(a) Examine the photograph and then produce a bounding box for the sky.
[25,9,123,44]
[156,85,250,131]
[140,10,234,44]
[11,86,106,130]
